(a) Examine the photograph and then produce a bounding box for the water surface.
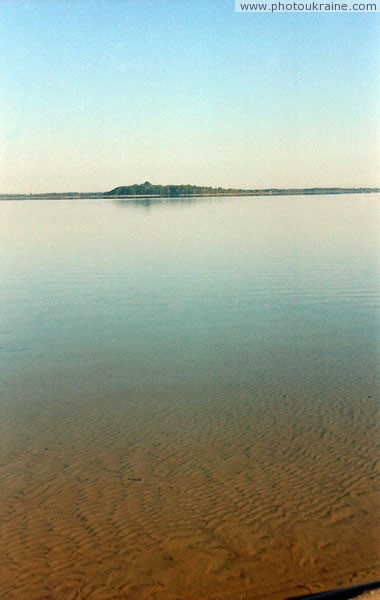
[0,195,379,599]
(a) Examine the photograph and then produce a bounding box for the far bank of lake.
[1,186,379,201]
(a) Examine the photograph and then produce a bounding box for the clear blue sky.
[0,0,379,193]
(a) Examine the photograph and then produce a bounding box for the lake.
[0,194,379,599]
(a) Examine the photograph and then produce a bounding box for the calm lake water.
[0,195,379,599]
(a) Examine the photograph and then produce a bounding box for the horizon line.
[1,184,380,197]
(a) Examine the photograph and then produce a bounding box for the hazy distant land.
[1,182,379,200]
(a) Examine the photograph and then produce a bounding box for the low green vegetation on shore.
[105,182,380,197]
[1,182,379,200]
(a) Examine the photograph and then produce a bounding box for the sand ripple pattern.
[0,373,379,600]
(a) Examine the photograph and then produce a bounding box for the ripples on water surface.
[0,195,379,599]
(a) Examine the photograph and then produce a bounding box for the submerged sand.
[0,373,379,599]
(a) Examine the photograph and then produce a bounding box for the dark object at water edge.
[287,579,380,599]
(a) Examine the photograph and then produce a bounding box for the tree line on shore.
[1,182,379,199]
[104,182,380,197]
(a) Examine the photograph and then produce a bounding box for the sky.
[0,0,379,193]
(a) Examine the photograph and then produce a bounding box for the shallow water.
[0,194,379,599]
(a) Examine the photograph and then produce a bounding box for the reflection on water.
[0,195,379,599]
[114,195,215,208]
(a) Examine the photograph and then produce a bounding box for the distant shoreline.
[1,187,379,201]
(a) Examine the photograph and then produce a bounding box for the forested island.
[105,182,380,198]
[1,182,379,200]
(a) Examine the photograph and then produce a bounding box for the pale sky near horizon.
[0,0,379,193]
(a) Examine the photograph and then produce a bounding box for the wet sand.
[1,371,379,599]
